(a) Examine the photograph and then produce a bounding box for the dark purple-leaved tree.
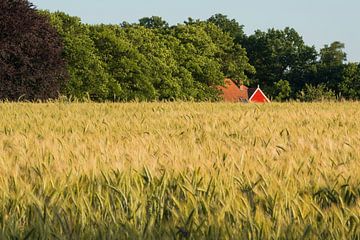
[0,0,67,100]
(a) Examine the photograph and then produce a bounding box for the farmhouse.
[217,79,270,103]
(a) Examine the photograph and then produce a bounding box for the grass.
[0,101,360,239]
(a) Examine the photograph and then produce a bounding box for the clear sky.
[31,0,359,62]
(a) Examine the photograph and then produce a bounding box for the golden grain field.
[1,102,360,239]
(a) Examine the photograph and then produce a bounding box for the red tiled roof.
[216,79,243,102]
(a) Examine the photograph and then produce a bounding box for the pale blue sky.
[32,0,359,62]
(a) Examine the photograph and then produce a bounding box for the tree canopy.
[0,0,67,100]
[242,27,318,97]
[2,5,360,102]
[44,12,255,101]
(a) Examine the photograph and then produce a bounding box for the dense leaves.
[296,84,336,102]
[45,12,254,101]
[242,27,318,97]
[2,5,360,101]
[236,27,359,101]
[44,12,122,101]
[339,63,360,99]
[0,0,67,100]
[207,13,245,44]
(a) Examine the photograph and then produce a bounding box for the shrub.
[338,63,360,100]
[296,83,336,102]
[0,0,67,101]
[273,79,291,101]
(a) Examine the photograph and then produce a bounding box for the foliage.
[3,5,359,102]
[207,13,245,43]
[0,0,67,100]
[338,63,360,99]
[1,102,360,238]
[243,27,318,95]
[45,11,122,101]
[139,16,169,29]
[273,79,291,101]
[89,24,160,100]
[297,83,336,102]
[320,41,347,66]
[89,23,216,101]
[91,19,255,101]
[206,14,255,84]
[202,21,255,84]
[316,42,347,93]
[41,12,255,101]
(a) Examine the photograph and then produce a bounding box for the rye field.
[1,102,360,239]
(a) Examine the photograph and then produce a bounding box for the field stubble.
[0,102,360,239]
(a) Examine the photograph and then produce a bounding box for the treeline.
[44,12,254,101]
[242,30,360,101]
[1,0,359,101]
[46,12,360,101]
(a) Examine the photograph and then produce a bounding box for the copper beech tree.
[0,0,67,100]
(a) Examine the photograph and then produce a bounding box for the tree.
[139,16,169,29]
[46,12,122,101]
[171,23,225,100]
[243,27,317,96]
[320,41,346,66]
[0,0,67,100]
[201,21,255,84]
[207,14,245,43]
[338,63,360,99]
[89,24,186,101]
[273,80,291,101]
[296,84,335,102]
[316,41,347,93]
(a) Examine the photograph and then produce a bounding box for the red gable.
[249,87,271,103]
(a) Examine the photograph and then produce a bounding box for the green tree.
[338,63,360,99]
[297,83,336,102]
[201,21,255,84]
[316,41,346,93]
[139,16,169,29]
[171,23,225,100]
[46,11,122,101]
[320,41,346,66]
[207,13,245,43]
[243,27,317,96]
[122,25,181,100]
[90,24,186,100]
[273,80,291,101]
[89,24,154,100]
